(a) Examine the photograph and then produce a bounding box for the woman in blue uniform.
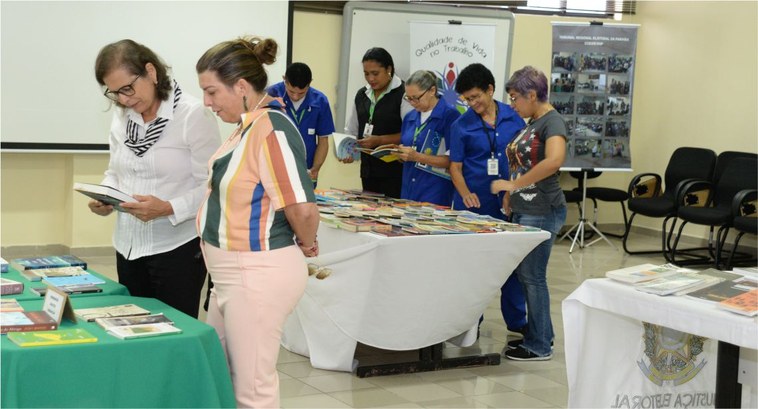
[395,70,460,206]
[449,63,528,336]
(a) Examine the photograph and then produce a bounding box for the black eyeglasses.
[103,75,141,101]
[403,88,430,103]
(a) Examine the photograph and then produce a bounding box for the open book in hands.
[74,182,137,212]
[358,144,401,163]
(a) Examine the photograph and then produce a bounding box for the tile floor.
[3,229,675,408]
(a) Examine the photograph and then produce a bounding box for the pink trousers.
[203,243,307,408]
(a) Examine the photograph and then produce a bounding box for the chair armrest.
[732,189,758,217]
[627,173,661,198]
[675,179,713,208]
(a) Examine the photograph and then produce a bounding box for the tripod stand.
[559,169,616,253]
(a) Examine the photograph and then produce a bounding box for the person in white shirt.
[90,39,220,318]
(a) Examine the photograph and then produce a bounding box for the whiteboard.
[336,1,515,132]
[0,1,290,152]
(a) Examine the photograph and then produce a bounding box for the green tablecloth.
[1,295,235,408]
[1,267,129,301]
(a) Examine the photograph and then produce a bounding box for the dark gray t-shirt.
[505,110,567,215]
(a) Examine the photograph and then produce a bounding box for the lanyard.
[412,119,429,147]
[288,106,306,126]
[367,90,387,123]
[480,105,498,158]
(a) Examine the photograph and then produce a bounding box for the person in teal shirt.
[395,70,460,206]
[268,62,335,185]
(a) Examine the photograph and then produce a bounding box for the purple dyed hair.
[505,66,548,102]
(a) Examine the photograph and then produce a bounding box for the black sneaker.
[505,345,552,361]
[507,339,554,350]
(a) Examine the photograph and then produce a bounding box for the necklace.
[251,93,268,112]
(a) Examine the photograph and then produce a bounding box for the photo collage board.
[551,23,639,169]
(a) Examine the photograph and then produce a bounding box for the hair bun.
[241,36,277,66]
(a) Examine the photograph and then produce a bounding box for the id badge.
[487,158,499,176]
[363,123,374,136]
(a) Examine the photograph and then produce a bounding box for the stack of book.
[314,189,538,236]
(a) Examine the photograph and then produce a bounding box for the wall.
[1,1,756,249]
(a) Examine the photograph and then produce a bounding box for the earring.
[243,95,249,111]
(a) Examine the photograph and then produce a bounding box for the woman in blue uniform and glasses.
[449,63,528,337]
[395,70,460,206]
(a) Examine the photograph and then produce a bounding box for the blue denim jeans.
[510,205,567,356]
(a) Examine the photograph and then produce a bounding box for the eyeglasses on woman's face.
[403,87,430,103]
[104,75,141,101]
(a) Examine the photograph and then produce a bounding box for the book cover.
[634,273,711,296]
[95,313,173,329]
[717,289,758,316]
[42,272,106,287]
[32,266,87,278]
[107,322,182,339]
[687,278,756,303]
[414,130,452,180]
[1,277,24,295]
[358,144,400,163]
[605,263,680,284]
[10,255,87,272]
[332,133,361,161]
[74,304,151,322]
[0,311,58,334]
[8,328,98,347]
[73,182,137,211]
[1,298,24,312]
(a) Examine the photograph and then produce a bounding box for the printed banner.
[410,21,496,112]
[552,23,638,170]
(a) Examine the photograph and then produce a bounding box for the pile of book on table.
[315,189,539,236]
[9,255,104,295]
[74,304,182,339]
[606,264,758,316]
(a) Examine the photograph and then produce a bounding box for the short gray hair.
[406,70,437,92]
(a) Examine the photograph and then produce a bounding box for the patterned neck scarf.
[124,80,182,157]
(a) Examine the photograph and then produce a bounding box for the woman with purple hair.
[491,66,568,361]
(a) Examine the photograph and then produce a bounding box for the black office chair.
[622,147,717,261]
[670,157,758,267]
[725,189,757,269]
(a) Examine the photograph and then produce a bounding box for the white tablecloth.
[281,225,550,371]
[562,278,757,408]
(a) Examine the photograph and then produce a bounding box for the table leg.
[355,343,501,378]
[715,341,741,408]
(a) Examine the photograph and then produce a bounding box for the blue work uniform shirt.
[268,82,336,169]
[449,101,526,219]
[400,99,460,206]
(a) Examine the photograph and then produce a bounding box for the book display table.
[1,295,235,408]
[1,267,129,301]
[281,224,550,374]
[563,279,757,408]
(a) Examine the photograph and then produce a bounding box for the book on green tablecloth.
[8,328,98,347]
[42,272,105,287]
[107,322,182,339]
[10,255,87,273]
[95,313,173,330]
[74,304,150,322]
[1,277,24,295]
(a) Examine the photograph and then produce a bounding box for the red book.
[1,311,58,334]
[718,289,758,317]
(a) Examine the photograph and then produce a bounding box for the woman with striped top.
[196,36,319,408]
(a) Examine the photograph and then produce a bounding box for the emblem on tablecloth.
[637,323,708,386]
